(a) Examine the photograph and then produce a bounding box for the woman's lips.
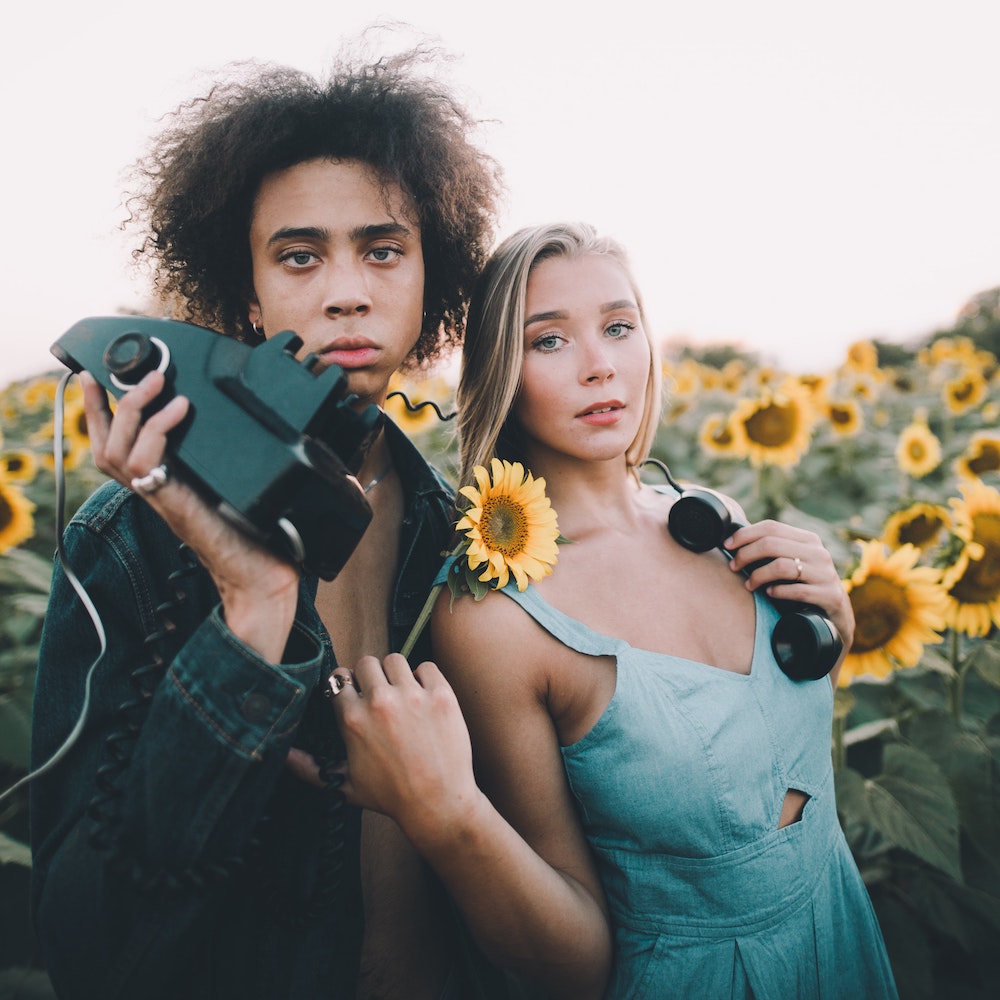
[576,400,624,425]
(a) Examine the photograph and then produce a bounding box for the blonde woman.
[328,223,897,999]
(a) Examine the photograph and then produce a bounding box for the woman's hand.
[723,519,855,664]
[81,370,300,661]
[323,653,483,848]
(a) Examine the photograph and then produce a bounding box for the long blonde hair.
[457,221,663,488]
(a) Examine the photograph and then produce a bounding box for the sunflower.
[719,360,746,393]
[841,541,948,684]
[731,381,814,469]
[0,478,36,553]
[895,417,942,478]
[19,376,60,413]
[944,369,988,414]
[881,502,951,552]
[663,359,700,397]
[0,449,39,484]
[34,396,91,472]
[844,339,879,372]
[941,480,1000,636]
[752,366,782,389]
[400,459,563,658]
[698,413,745,457]
[700,367,724,391]
[458,459,561,591]
[955,432,1000,480]
[847,375,880,401]
[825,398,863,437]
[797,373,831,407]
[920,336,978,369]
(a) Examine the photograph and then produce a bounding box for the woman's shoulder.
[430,585,558,686]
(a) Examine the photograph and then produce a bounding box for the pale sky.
[3,0,998,383]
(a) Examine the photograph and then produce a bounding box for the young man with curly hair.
[30,45,507,1000]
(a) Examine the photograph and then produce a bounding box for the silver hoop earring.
[251,320,263,337]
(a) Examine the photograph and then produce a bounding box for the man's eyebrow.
[266,226,329,247]
[265,222,414,247]
[351,222,414,240]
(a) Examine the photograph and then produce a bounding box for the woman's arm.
[326,591,611,1000]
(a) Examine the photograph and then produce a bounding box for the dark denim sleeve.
[29,500,324,999]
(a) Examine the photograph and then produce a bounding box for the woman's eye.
[534,334,562,352]
[606,321,635,338]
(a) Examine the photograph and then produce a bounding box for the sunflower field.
[2,302,1000,997]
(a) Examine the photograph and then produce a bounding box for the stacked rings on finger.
[130,463,170,496]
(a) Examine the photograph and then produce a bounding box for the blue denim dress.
[497,582,899,1000]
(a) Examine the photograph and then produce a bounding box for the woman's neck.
[526,452,644,538]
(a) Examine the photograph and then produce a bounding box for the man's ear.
[247,298,262,327]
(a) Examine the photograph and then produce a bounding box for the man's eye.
[368,247,401,262]
[280,250,317,267]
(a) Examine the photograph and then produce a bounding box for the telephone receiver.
[667,487,842,682]
[51,315,383,580]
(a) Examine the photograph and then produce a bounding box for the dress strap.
[434,555,624,657]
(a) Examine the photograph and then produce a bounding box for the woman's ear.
[247,299,262,328]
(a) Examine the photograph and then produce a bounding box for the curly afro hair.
[127,45,504,368]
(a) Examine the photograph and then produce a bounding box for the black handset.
[51,316,383,580]
[664,483,843,682]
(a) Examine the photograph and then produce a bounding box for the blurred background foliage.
[2,290,1000,997]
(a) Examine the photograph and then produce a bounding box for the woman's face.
[514,252,651,467]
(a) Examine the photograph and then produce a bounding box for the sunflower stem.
[948,628,966,722]
[832,711,846,772]
[400,583,445,661]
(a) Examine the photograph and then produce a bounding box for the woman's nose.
[582,342,616,383]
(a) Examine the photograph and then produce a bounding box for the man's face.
[247,158,425,407]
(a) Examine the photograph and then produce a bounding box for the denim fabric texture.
[28,419,476,1000]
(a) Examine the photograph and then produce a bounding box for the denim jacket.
[29,419,498,1000]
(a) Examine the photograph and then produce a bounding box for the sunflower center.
[479,496,530,557]
[898,513,944,547]
[744,402,797,447]
[908,441,927,461]
[830,406,853,426]
[952,379,975,403]
[950,513,1000,604]
[969,444,1000,475]
[850,577,908,653]
[0,491,11,532]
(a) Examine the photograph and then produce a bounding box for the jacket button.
[239,692,271,722]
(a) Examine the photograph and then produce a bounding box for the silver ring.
[325,672,354,698]
[130,463,169,496]
[793,557,804,580]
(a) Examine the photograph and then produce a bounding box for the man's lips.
[315,339,381,369]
